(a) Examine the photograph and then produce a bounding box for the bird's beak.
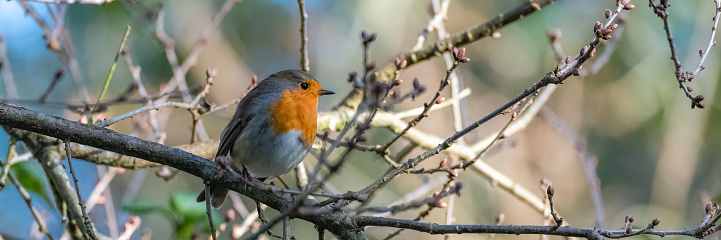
[317,89,335,96]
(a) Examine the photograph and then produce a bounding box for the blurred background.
[1,0,720,239]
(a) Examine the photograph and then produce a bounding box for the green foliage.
[10,161,52,207]
[124,192,221,239]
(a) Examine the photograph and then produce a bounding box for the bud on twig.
[546,185,555,197]
[362,31,377,45]
[225,209,235,223]
[348,71,358,82]
[452,47,471,63]
[394,58,407,70]
[548,28,562,42]
[651,218,661,227]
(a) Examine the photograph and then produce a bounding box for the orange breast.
[267,89,318,145]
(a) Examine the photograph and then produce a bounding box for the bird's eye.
[300,83,309,90]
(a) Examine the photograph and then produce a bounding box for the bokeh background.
[1,0,720,239]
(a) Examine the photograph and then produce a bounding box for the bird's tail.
[196,184,229,208]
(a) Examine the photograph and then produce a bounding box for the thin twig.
[179,0,241,74]
[411,0,451,51]
[39,69,65,103]
[649,0,718,108]
[96,101,192,127]
[380,54,462,152]
[0,34,18,99]
[155,10,192,103]
[0,139,15,190]
[298,0,310,71]
[64,140,98,240]
[358,2,630,202]
[91,26,131,121]
[18,2,91,104]
[98,165,119,239]
[117,215,141,240]
[205,183,217,240]
[122,48,163,140]
[542,108,606,228]
[84,167,118,211]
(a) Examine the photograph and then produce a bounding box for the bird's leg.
[276,176,291,190]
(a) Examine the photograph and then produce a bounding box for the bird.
[197,69,334,208]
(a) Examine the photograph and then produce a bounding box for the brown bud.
[572,68,581,76]
[54,68,64,80]
[624,215,630,222]
[394,58,407,70]
[565,56,572,64]
[687,86,693,92]
[392,79,403,86]
[453,47,467,62]
[603,28,613,35]
[322,130,330,140]
[251,75,258,85]
[225,209,235,222]
[439,159,447,168]
[548,28,562,42]
[651,218,661,226]
[625,227,632,234]
[206,68,218,78]
[706,202,713,214]
[594,21,603,32]
[591,48,597,57]
[454,182,463,194]
[700,49,704,56]
[348,72,357,82]
[546,185,555,197]
[695,95,706,102]
[361,31,377,45]
[629,216,635,223]
[366,61,376,72]
[449,169,458,178]
[436,97,445,104]
[356,121,370,131]
[391,89,400,99]
[624,3,635,10]
[580,46,589,56]
[605,9,612,19]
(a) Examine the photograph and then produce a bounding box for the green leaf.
[170,192,211,220]
[123,203,175,221]
[10,161,52,207]
[169,193,221,236]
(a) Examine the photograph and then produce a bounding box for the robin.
[197,69,335,207]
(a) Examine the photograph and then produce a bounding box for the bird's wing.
[215,102,255,159]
